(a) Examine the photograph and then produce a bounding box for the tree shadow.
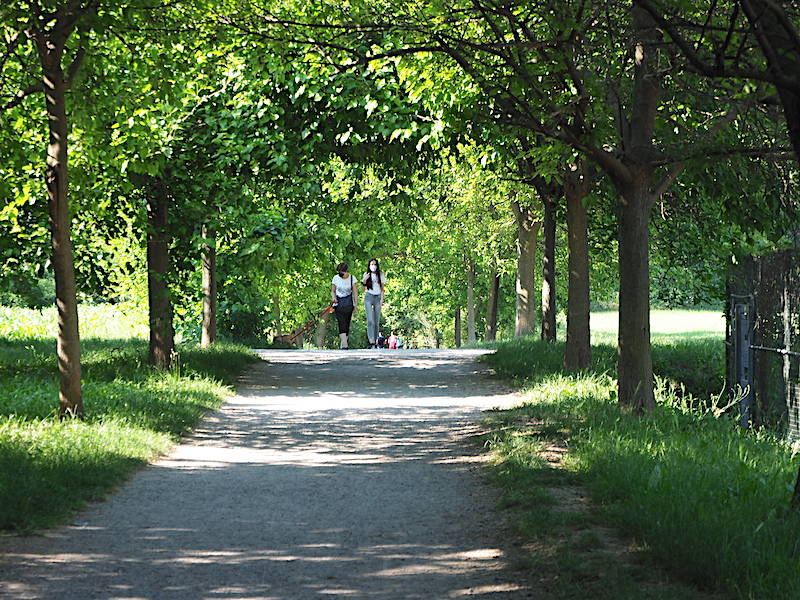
[0,350,532,599]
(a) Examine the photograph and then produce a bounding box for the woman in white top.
[331,262,358,349]
[361,258,385,349]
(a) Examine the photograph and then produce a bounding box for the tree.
[511,198,541,337]
[0,0,224,402]
[634,1,800,163]
[201,222,217,347]
[564,159,594,369]
[0,2,101,416]
[312,1,763,411]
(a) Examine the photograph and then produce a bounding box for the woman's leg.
[374,297,382,342]
[338,306,354,348]
[364,296,371,343]
[335,306,349,348]
[334,307,346,333]
[365,295,378,344]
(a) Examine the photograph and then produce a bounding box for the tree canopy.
[1,0,798,415]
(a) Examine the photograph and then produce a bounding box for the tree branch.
[65,46,86,86]
[635,0,800,94]
[0,82,44,113]
[652,163,685,199]
[0,30,26,77]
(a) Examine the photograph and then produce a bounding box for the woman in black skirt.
[331,262,358,349]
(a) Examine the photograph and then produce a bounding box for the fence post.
[732,297,754,427]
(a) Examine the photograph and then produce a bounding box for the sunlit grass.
[0,303,150,340]
[480,314,800,599]
[590,309,725,345]
[0,305,256,531]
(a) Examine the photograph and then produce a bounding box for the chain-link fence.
[728,250,800,439]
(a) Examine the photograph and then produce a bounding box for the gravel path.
[1,349,535,599]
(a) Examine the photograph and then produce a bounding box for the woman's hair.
[364,258,383,291]
[336,262,348,275]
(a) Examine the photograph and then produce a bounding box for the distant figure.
[388,331,398,350]
[377,331,386,349]
[362,258,386,349]
[331,262,357,349]
[396,335,404,349]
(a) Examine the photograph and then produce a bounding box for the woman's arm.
[352,277,358,311]
[331,283,337,304]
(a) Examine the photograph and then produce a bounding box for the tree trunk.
[201,224,217,348]
[485,272,500,341]
[512,201,541,337]
[608,5,660,413]
[617,175,655,413]
[454,307,462,348]
[273,293,282,337]
[564,164,592,369]
[467,262,476,344]
[314,312,328,348]
[541,196,557,342]
[147,180,174,369]
[39,37,82,418]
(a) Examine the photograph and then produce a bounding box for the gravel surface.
[1,349,536,599]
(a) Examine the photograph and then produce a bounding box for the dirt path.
[0,349,535,599]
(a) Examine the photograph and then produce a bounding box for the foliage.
[2,0,796,357]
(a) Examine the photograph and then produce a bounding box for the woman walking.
[331,262,358,349]
[362,258,385,349]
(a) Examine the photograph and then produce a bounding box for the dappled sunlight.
[237,350,515,408]
[158,406,496,470]
[1,349,532,599]
[2,516,524,597]
[3,523,523,599]
[2,537,520,598]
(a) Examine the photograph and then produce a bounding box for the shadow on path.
[1,350,533,599]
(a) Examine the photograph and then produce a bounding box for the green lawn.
[590,309,725,344]
[481,311,800,599]
[0,305,256,532]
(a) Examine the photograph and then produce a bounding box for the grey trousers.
[364,293,382,342]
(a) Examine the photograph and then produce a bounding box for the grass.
[590,309,725,343]
[479,313,800,600]
[0,302,150,340]
[0,305,257,532]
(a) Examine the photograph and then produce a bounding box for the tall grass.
[0,305,257,531]
[481,331,800,599]
[487,332,724,400]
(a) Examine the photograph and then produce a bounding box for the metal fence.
[727,250,800,439]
